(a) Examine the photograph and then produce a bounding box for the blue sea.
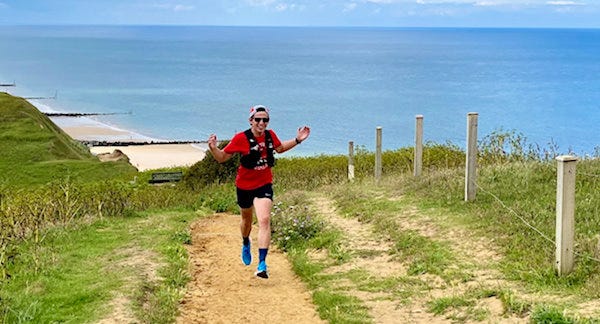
[1,26,600,156]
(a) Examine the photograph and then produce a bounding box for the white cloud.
[416,0,474,3]
[344,3,358,11]
[415,0,537,4]
[289,4,305,11]
[368,0,477,3]
[547,1,584,5]
[244,0,304,11]
[413,0,584,7]
[475,1,501,6]
[246,0,278,6]
[152,3,195,12]
[174,4,195,11]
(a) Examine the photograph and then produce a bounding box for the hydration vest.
[240,129,275,169]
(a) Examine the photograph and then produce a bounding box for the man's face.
[250,111,270,133]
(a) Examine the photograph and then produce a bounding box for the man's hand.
[296,126,311,143]
[208,134,218,149]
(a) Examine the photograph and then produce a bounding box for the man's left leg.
[253,197,272,278]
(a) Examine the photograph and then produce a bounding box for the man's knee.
[256,217,270,229]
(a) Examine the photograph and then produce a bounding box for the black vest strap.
[240,129,275,169]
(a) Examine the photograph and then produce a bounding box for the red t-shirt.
[224,129,282,190]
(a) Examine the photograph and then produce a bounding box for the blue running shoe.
[255,261,268,279]
[241,243,252,266]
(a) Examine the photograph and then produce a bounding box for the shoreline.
[33,101,208,171]
[89,143,207,171]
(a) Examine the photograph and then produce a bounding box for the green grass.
[313,290,371,324]
[0,208,205,323]
[427,296,474,315]
[531,305,578,324]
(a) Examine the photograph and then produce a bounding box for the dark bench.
[149,171,183,184]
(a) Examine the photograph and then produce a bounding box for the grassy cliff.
[0,92,197,322]
[0,92,136,187]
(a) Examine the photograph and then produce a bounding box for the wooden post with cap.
[465,112,478,202]
[555,155,577,276]
[375,126,382,183]
[414,115,423,177]
[348,141,355,182]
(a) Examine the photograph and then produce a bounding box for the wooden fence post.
[465,112,478,202]
[375,126,382,183]
[348,141,355,182]
[555,155,577,276]
[414,115,423,177]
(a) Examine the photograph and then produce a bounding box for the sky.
[0,0,598,28]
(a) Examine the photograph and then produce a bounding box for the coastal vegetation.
[0,92,137,187]
[0,94,199,322]
[1,92,600,322]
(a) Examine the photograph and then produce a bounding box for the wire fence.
[368,116,600,269]
[578,171,600,179]
[475,181,555,246]
[475,171,600,264]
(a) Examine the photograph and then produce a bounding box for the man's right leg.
[240,207,253,265]
[240,207,253,238]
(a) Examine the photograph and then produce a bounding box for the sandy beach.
[90,144,206,171]
[51,116,207,171]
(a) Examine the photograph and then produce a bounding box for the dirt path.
[309,195,526,323]
[177,213,324,323]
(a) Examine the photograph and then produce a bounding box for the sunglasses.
[253,117,270,123]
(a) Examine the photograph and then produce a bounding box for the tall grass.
[274,143,464,190]
[0,181,199,281]
[0,209,201,323]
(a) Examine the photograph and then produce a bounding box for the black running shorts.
[236,183,273,209]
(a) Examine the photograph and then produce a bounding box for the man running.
[207,105,310,278]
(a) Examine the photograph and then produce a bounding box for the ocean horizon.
[1,25,600,156]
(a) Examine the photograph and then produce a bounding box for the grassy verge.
[0,207,207,323]
[270,152,600,322]
[399,160,600,296]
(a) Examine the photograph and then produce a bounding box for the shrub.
[182,141,239,190]
[275,154,347,189]
[478,128,561,164]
[271,201,326,251]
[195,183,238,213]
